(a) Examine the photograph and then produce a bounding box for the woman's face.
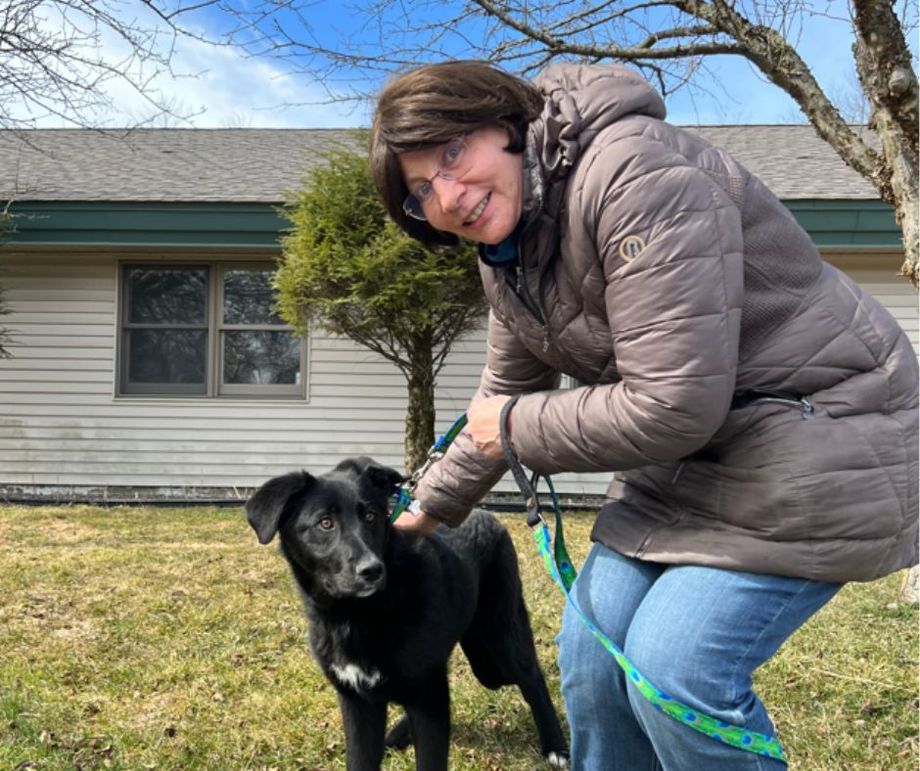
[397,126,523,245]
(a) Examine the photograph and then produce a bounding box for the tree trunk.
[893,187,919,284]
[899,566,920,604]
[852,0,919,284]
[863,97,919,283]
[403,329,436,473]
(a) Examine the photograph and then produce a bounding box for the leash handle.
[499,396,544,527]
[500,396,577,587]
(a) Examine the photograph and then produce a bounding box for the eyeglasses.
[402,134,472,221]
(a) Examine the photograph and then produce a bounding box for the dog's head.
[245,457,405,601]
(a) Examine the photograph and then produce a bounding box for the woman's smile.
[463,193,491,227]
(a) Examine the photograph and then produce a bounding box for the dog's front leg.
[337,691,387,771]
[404,675,450,771]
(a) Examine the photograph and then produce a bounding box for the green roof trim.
[5,202,288,249]
[784,200,901,248]
[2,198,902,250]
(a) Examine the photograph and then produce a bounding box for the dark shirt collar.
[478,222,524,267]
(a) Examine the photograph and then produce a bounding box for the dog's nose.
[357,559,384,584]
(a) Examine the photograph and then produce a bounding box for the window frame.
[117,259,307,399]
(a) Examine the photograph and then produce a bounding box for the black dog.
[246,456,569,770]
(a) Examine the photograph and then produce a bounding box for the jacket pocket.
[681,403,806,534]
[677,404,906,544]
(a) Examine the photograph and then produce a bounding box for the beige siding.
[824,252,919,355]
[0,249,914,501]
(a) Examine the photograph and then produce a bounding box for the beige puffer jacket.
[414,63,918,583]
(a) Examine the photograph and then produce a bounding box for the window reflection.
[224,269,283,325]
[223,331,300,384]
[128,329,207,385]
[128,267,207,324]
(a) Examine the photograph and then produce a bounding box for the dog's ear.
[245,470,315,545]
[334,456,405,493]
[361,462,406,494]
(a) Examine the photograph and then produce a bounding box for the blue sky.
[26,0,917,128]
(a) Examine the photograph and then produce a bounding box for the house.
[0,127,914,504]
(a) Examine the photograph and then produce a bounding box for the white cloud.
[101,37,372,128]
[16,5,370,129]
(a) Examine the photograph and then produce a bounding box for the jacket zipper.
[512,261,550,352]
[753,395,815,420]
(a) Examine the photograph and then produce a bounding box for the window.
[119,262,305,398]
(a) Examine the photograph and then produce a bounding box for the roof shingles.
[0,125,877,203]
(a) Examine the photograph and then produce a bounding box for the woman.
[370,60,918,769]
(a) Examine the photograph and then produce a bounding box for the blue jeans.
[557,543,841,770]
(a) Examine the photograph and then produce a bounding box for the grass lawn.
[0,504,916,770]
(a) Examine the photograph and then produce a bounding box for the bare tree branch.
[0,0,254,129]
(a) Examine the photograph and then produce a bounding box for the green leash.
[390,413,469,523]
[392,407,787,763]
[529,475,786,763]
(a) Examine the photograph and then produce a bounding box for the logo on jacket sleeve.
[618,235,646,262]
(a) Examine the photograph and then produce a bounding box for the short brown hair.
[371,61,544,247]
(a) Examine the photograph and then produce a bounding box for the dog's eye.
[364,511,376,523]
[318,517,335,531]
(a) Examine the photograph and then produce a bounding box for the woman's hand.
[394,394,512,534]
[467,394,512,460]
[393,509,440,535]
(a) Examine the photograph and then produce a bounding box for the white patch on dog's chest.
[330,662,382,691]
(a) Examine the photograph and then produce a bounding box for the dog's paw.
[546,750,569,769]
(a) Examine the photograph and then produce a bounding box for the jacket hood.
[519,64,666,227]
[531,64,667,182]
